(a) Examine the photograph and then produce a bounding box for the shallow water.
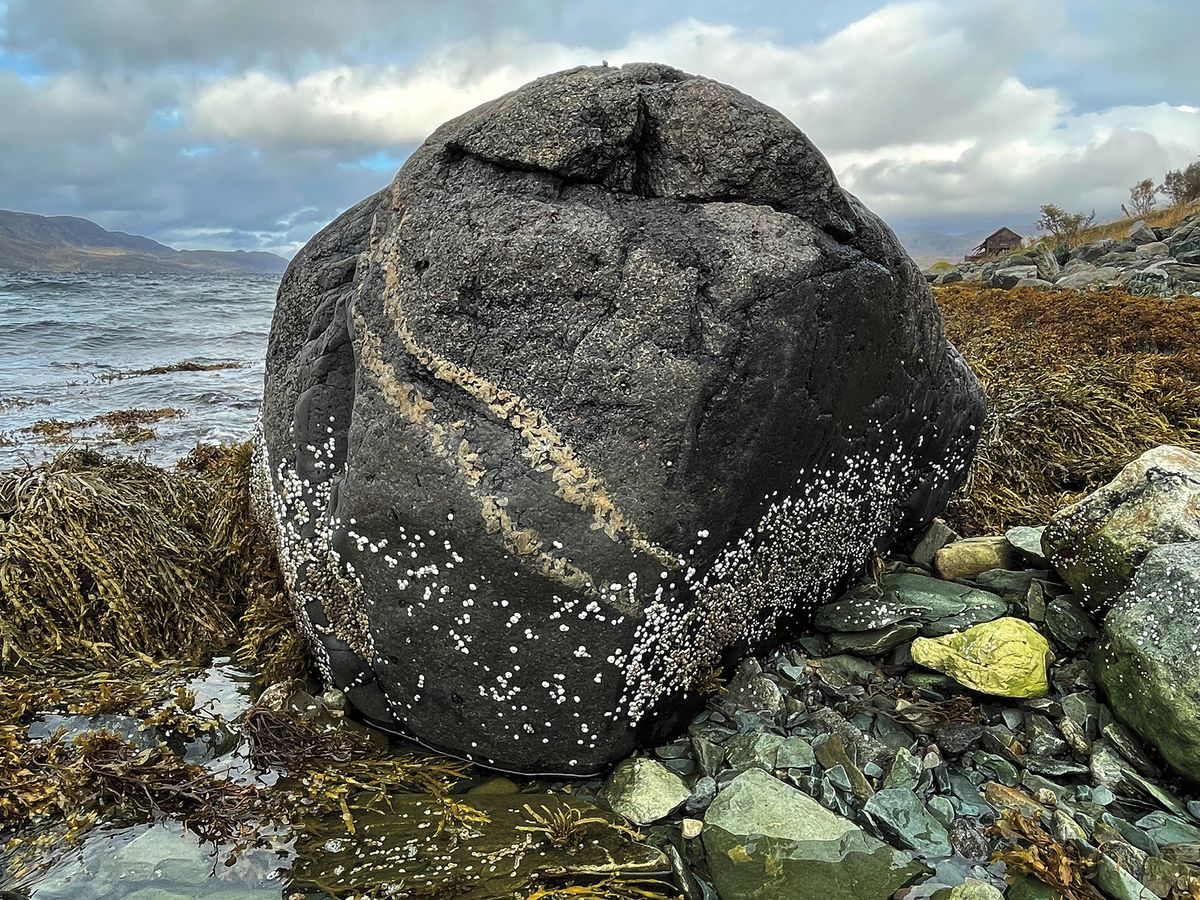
[18,821,288,899]
[8,659,290,898]
[0,271,277,468]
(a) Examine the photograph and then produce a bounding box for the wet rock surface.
[257,62,984,773]
[290,792,670,899]
[1094,542,1200,779]
[702,768,928,899]
[599,757,691,825]
[563,452,1200,899]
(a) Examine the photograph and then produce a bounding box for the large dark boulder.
[255,63,985,774]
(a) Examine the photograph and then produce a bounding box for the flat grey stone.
[703,769,926,899]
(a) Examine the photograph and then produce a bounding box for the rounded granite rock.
[255,63,985,774]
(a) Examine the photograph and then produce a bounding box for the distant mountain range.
[0,209,289,275]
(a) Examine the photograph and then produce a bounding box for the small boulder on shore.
[1042,444,1200,614]
[910,617,1052,698]
[702,768,927,899]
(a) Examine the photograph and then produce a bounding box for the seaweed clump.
[937,284,1200,532]
[0,442,307,679]
[23,407,185,445]
[100,360,245,382]
[0,447,238,667]
[989,810,1103,899]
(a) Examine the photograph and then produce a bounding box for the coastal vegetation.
[938,283,1200,533]
[99,359,245,382]
[20,407,185,445]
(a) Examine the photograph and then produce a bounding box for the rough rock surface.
[935,536,1013,581]
[1043,445,1200,614]
[256,63,985,773]
[598,756,690,825]
[1094,542,1200,780]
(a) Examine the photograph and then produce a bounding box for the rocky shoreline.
[926,213,1200,299]
[6,444,1200,900]
[560,444,1200,900]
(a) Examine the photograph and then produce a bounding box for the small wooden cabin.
[965,227,1023,261]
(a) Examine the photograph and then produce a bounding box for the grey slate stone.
[703,769,927,899]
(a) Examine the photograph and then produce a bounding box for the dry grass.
[938,283,1200,533]
[1030,199,1200,249]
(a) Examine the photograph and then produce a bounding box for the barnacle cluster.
[256,399,974,771]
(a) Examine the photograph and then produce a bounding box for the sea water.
[1,272,283,895]
[0,271,278,469]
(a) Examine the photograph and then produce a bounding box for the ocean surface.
[0,271,279,469]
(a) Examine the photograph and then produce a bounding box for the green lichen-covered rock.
[911,617,1051,698]
[1006,875,1066,899]
[1094,542,1200,781]
[598,756,691,825]
[935,879,1005,900]
[702,768,927,900]
[1043,445,1200,614]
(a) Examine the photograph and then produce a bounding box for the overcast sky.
[1,0,1197,256]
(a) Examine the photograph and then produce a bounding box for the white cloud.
[182,3,1200,225]
[4,0,1198,251]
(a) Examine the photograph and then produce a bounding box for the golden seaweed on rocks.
[0,442,308,679]
[937,284,1200,533]
[99,360,245,382]
[0,448,236,667]
[989,810,1104,900]
[22,407,185,445]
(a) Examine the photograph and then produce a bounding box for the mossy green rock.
[911,617,1051,698]
[1043,445,1200,614]
[934,880,1004,900]
[1006,875,1065,899]
[702,768,927,899]
[1094,542,1200,781]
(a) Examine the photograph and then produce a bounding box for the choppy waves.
[0,271,279,468]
